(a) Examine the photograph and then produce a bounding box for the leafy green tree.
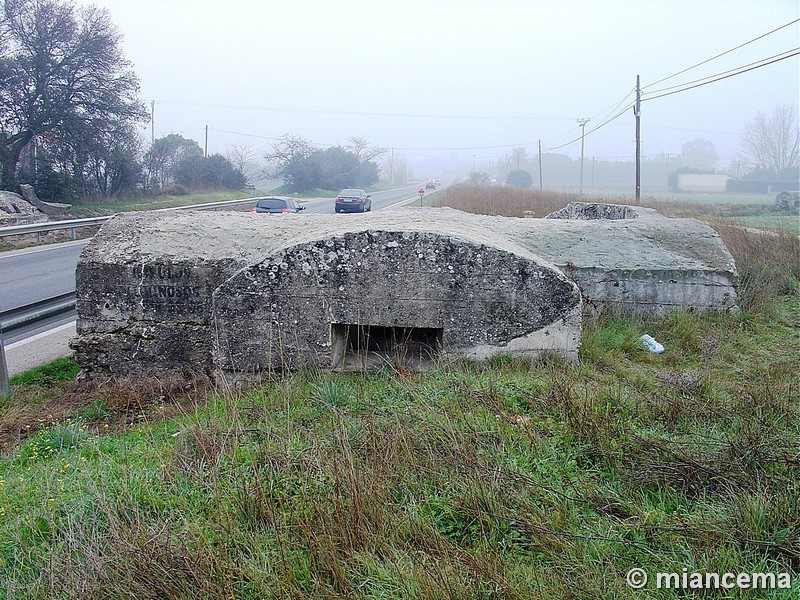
[506,169,533,188]
[0,0,147,191]
[468,171,490,185]
[277,142,381,192]
[174,153,245,191]
[144,134,203,190]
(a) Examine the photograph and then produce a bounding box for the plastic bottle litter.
[639,334,665,354]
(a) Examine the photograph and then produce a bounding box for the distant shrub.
[506,169,533,188]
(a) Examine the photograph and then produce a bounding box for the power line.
[159,99,573,122]
[645,47,800,96]
[543,102,633,152]
[642,48,800,102]
[540,87,638,152]
[643,18,799,89]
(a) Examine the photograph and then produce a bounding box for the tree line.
[1,0,795,201]
[0,0,250,201]
[0,0,386,202]
[486,107,798,191]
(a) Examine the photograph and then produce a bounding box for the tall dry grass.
[713,223,800,312]
[433,184,579,218]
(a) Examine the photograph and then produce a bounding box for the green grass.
[8,357,80,387]
[731,214,799,232]
[0,294,797,598]
[640,191,779,206]
[0,188,797,598]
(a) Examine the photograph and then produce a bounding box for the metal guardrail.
[0,216,111,239]
[0,196,261,239]
[0,292,78,396]
[0,197,263,394]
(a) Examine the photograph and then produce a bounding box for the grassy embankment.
[0,187,798,598]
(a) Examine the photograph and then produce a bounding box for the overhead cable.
[642,49,800,102]
[643,18,799,89]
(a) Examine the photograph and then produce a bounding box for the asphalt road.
[0,239,88,312]
[0,184,435,370]
[0,184,428,314]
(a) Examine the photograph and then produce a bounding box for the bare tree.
[264,133,314,175]
[347,136,386,162]
[681,138,718,170]
[740,104,799,178]
[226,142,261,184]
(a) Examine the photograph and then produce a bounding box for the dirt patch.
[0,374,211,453]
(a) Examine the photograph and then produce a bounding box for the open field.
[0,189,798,598]
[430,184,799,233]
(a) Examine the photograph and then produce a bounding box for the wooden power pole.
[634,75,641,203]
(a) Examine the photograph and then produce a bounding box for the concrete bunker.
[71,205,738,381]
[211,229,582,378]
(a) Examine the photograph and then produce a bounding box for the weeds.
[0,191,797,597]
[432,184,578,217]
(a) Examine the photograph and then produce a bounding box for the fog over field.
[75,0,799,184]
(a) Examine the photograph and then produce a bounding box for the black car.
[252,197,305,214]
[335,188,371,213]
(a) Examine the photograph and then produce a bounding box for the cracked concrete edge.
[5,322,75,376]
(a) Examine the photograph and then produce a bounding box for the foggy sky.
[73,0,799,173]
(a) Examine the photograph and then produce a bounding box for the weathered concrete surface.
[72,206,738,379]
[19,184,71,216]
[539,201,738,314]
[0,191,47,226]
[72,209,584,379]
[546,202,643,220]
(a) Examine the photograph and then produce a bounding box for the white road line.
[379,196,420,211]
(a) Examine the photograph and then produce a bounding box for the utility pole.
[204,125,208,158]
[577,118,590,194]
[634,74,641,203]
[390,147,394,185]
[150,100,155,143]
[538,139,543,190]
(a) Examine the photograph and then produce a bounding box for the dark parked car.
[252,197,305,214]
[335,188,371,213]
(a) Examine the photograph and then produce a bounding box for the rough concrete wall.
[213,230,581,378]
[0,191,47,226]
[72,206,738,378]
[72,210,583,380]
[74,260,232,377]
[532,202,738,314]
[500,213,738,315]
[545,202,645,220]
